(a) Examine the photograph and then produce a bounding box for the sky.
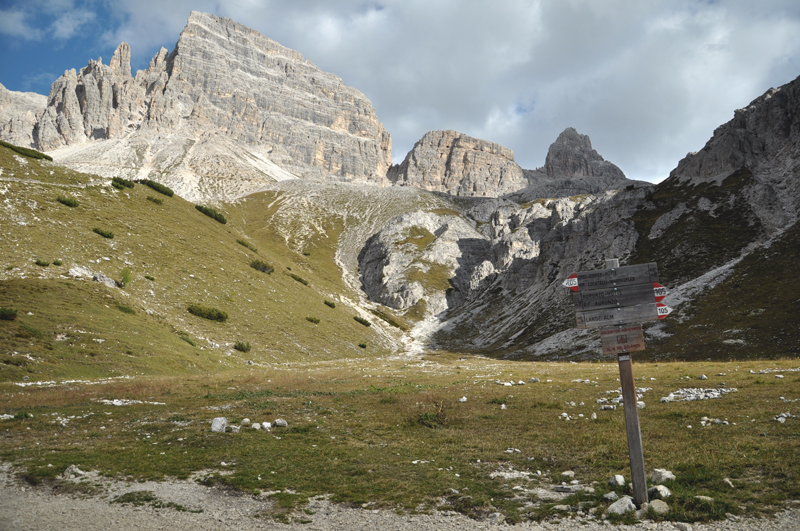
[2,1,800,183]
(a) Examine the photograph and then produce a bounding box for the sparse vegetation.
[233,341,251,352]
[52,259,62,266]
[358,342,367,349]
[138,179,174,197]
[93,227,114,239]
[56,195,79,208]
[195,205,227,224]
[116,304,136,315]
[120,267,131,288]
[354,316,371,327]
[0,307,18,320]
[187,304,228,322]
[178,333,196,347]
[237,239,258,253]
[146,196,163,205]
[305,317,320,324]
[370,308,409,331]
[289,273,308,285]
[0,139,52,161]
[34,259,49,267]
[144,275,155,281]
[250,260,273,274]
[324,300,336,308]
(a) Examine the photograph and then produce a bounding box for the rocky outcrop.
[387,130,527,197]
[508,128,644,201]
[0,82,46,148]
[14,11,392,200]
[668,74,800,227]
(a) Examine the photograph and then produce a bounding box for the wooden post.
[606,259,649,508]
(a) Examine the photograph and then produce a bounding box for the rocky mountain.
[7,12,391,201]
[509,127,646,201]
[387,130,528,197]
[0,82,46,148]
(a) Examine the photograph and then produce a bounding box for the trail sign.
[562,259,673,509]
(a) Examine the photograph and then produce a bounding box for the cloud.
[0,1,97,41]
[0,10,44,40]
[49,9,96,39]
[22,0,800,181]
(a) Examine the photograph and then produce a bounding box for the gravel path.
[2,464,798,531]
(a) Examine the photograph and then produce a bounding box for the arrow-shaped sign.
[653,282,668,302]
[563,273,579,292]
[657,303,672,319]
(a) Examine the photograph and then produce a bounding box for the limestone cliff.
[387,130,527,197]
[21,12,392,200]
[0,83,46,148]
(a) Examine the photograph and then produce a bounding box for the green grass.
[92,228,114,239]
[56,195,79,208]
[116,304,136,315]
[0,139,52,161]
[187,304,228,322]
[195,205,227,224]
[1,357,796,524]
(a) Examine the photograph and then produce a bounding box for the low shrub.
[56,195,79,208]
[306,317,320,324]
[188,304,228,322]
[0,140,52,161]
[117,304,136,315]
[289,273,308,285]
[234,341,251,352]
[0,307,18,321]
[358,343,367,349]
[34,259,50,267]
[146,196,163,205]
[13,411,33,420]
[179,334,196,347]
[144,275,155,281]
[112,176,135,188]
[93,227,114,239]
[370,309,408,331]
[138,179,174,197]
[5,266,13,271]
[250,260,273,274]
[111,181,125,190]
[237,239,258,253]
[354,316,371,327]
[52,259,62,266]
[324,300,336,309]
[303,251,311,256]
[195,205,227,224]
[415,400,447,429]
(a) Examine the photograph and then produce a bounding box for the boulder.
[648,485,672,499]
[241,418,251,427]
[210,417,227,433]
[649,499,670,515]
[606,496,636,515]
[273,418,288,428]
[652,468,676,484]
[608,474,625,487]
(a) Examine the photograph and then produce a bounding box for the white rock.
[652,468,676,484]
[529,378,540,383]
[561,470,575,479]
[603,491,619,501]
[649,499,670,515]
[263,422,272,429]
[60,465,87,480]
[590,413,597,420]
[252,423,261,430]
[241,418,251,427]
[274,418,288,427]
[500,404,506,410]
[457,396,467,403]
[211,417,227,433]
[699,374,708,380]
[606,496,636,515]
[229,425,240,433]
[648,485,672,499]
[608,474,625,486]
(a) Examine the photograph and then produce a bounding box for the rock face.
[0,82,46,148]
[387,130,527,197]
[510,127,644,201]
[14,11,392,201]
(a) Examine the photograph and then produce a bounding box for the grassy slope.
[0,145,392,382]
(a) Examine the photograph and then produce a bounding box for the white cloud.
[49,9,96,39]
[0,10,44,40]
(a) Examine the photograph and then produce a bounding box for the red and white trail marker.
[657,303,673,319]
[653,283,668,302]
[562,273,579,291]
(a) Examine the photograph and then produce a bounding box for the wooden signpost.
[563,259,673,508]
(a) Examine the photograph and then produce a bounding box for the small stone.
[263,422,272,429]
[500,404,506,410]
[649,499,670,515]
[699,374,708,380]
[60,465,86,480]
[561,470,575,479]
[211,417,228,433]
[582,486,595,494]
[487,512,505,524]
[608,474,625,486]
[274,418,288,427]
[599,405,616,411]
[241,418,251,427]
[776,375,784,379]
[457,396,467,403]
[675,523,692,531]
[229,425,240,433]
[590,413,597,420]
[552,504,572,512]
[652,468,676,484]
[637,401,645,409]
[723,478,735,488]
[603,491,619,502]
[694,495,714,503]
[606,496,636,515]
[252,423,261,430]
[529,378,540,383]
[648,485,672,499]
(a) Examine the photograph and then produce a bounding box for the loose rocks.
[652,469,676,484]
[606,496,636,515]
[648,485,672,499]
[273,418,288,428]
[210,417,227,433]
[608,474,626,487]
